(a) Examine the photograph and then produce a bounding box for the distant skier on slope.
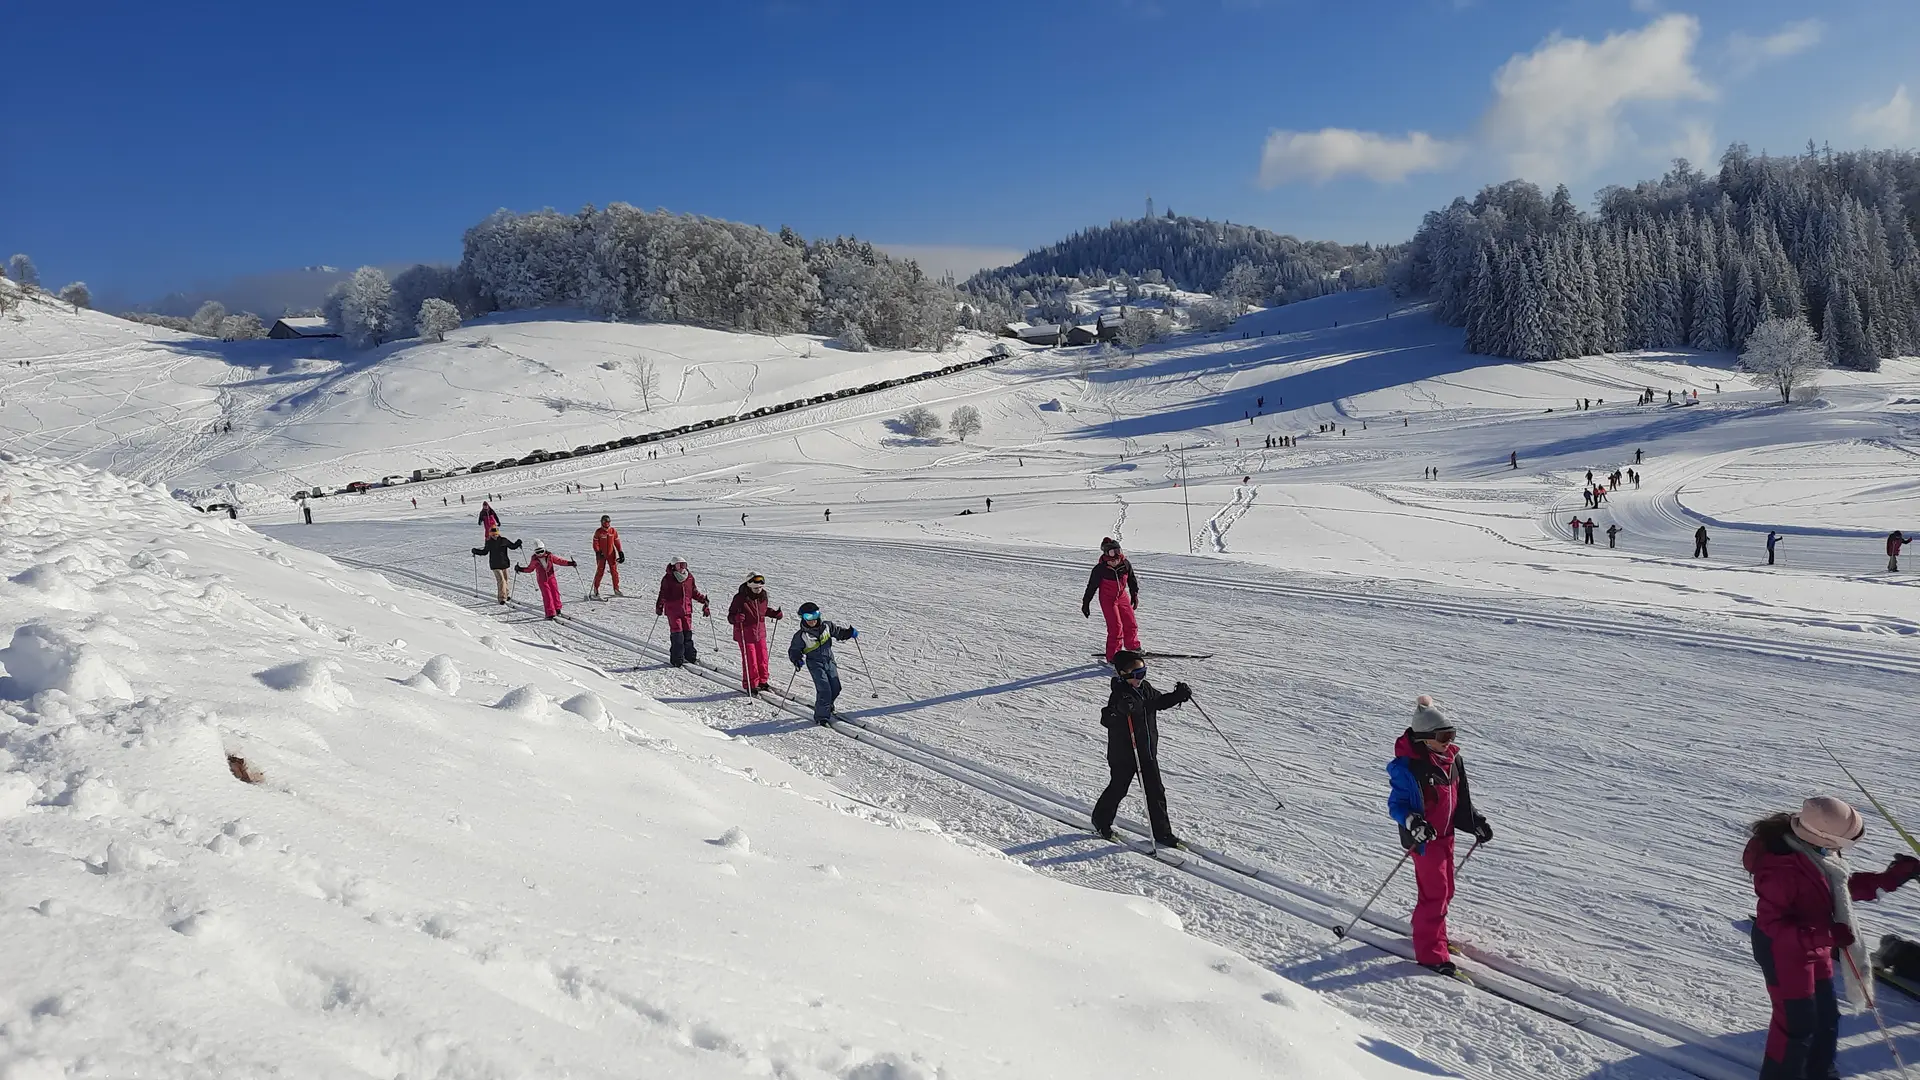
[1583,518,1597,544]
[472,526,523,604]
[1509,451,1518,470]
[728,573,782,693]
[1745,798,1920,1080]
[788,602,857,723]
[1088,649,1191,848]
[1387,696,1493,978]
[477,500,499,539]
[591,515,625,598]
[1767,531,1781,565]
[1567,516,1583,538]
[1082,537,1142,662]
[656,556,710,667]
[1694,526,1710,559]
[516,541,575,620]
[1606,524,1621,548]
[1889,530,1910,572]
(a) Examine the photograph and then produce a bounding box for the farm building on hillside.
[1002,323,1064,346]
[1064,325,1099,346]
[268,316,339,340]
[1095,313,1125,342]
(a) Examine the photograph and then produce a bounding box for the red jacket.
[656,571,709,617]
[1744,832,1911,996]
[727,588,782,642]
[593,525,622,559]
[1890,533,1910,557]
[515,551,574,583]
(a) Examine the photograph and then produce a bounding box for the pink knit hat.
[1791,796,1866,849]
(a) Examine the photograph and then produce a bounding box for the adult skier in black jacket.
[1090,649,1192,847]
[472,526,522,604]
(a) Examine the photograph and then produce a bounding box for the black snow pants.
[669,629,698,667]
[1091,714,1175,843]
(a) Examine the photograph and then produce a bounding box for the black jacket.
[1082,558,1140,610]
[1099,675,1189,750]
[472,534,522,569]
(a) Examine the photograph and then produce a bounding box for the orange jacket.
[593,525,622,559]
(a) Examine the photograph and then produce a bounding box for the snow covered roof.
[270,316,337,338]
[1016,324,1063,342]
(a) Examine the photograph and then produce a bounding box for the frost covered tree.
[217,313,265,341]
[949,405,982,442]
[7,255,38,288]
[899,406,942,438]
[629,356,661,411]
[191,300,227,336]
[391,264,459,336]
[417,298,461,342]
[340,266,394,348]
[1186,297,1242,332]
[1740,316,1825,402]
[1119,309,1165,349]
[57,282,91,311]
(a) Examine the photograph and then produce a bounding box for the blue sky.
[4,0,1916,303]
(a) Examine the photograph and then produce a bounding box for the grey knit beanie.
[1410,694,1453,734]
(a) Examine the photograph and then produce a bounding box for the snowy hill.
[0,455,1433,1079]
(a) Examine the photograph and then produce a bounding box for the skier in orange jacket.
[591,515,625,597]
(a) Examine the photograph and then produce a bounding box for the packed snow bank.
[0,457,1433,1078]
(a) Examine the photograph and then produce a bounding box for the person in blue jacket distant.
[789,602,857,723]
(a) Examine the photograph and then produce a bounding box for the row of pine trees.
[1398,147,1920,371]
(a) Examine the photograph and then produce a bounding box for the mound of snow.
[404,653,460,694]
[492,684,553,721]
[559,690,608,729]
[0,621,133,701]
[254,657,354,712]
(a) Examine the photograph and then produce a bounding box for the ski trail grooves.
[1200,485,1258,553]
[347,556,1762,1080]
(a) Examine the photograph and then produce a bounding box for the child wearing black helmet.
[788,602,858,723]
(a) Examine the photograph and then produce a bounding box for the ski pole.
[1821,739,1920,860]
[707,611,719,657]
[1335,850,1411,939]
[853,636,879,700]
[1189,695,1284,810]
[643,613,661,654]
[1842,946,1913,1077]
[775,666,800,718]
[1124,713,1156,854]
[1455,838,1483,874]
[471,554,479,599]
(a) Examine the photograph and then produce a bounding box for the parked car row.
[288,350,1011,498]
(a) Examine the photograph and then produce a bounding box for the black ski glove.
[1891,854,1920,883]
[1171,681,1191,704]
[1405,815,1436,846]
[1081,603,1090,618]
[1472,817,1494,845]
[617,551,625,564]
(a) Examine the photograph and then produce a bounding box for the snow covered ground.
[0,456,1438,1079]
[11,281,1920,1078]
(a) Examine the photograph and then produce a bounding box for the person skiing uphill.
[727,573,782,693]
[1889,530,1910,572]
[1745,797,1920,1080]
[1387,696,1493,976]
[788,603,857,723]
[1089,650,1191,848]
[655,556,710,667]
[591,515,625,597]
[1767,531,1781,566]
[516,541,575,620]
[477,500,499,539]
[1082,538,1142,662]
[471,526,523,604]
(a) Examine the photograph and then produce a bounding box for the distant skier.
[1082,538,1142,662]
[1694,526,1710,559]
[986,497,993,512]
[1767,531,1781,566]
[515,541,575,620]
[656,556,710,667]
[1089,649,1192,847]
[1889,530,1910,572]
[788,602,857,723]
[591,515,625,598]
[824,509,831,522]
[728,573,782,693]
[741,512,748,526]
[302,504,312,525]
[1387,696,1493,977]
[1745,797,1920,1080]
[477,500,499,539]
[1582,489,1593,509]
[1509,451,1518,470]
[1583,519,1597,545]
[473,526,523,604]
[1567,516,1582,538]
[1635,448,1643,464]
[1606,524,1621,549]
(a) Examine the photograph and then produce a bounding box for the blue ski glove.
[847,627,858,639]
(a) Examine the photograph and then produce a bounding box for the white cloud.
[1726,18,1824,76]
[1257,128,1462,185]
[1628,0,1661,12]
[1853,85,1917,146]
[1481,13,1714,182]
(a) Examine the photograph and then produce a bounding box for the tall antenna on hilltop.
[1145,193,1154,222]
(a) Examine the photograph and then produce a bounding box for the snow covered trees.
[7,255,38,288]
[417,298,461,342]
[950,405,982,442]
[1741,316,1825,402]
[899,407,942,438]
[217,313,265,341]
[629,356,661,411]
[1119,309,1166,349]
[191,301,227,337]
[57,282,90,311]
[1399,148,1920,370]
[391,264,459,336]
[1185,298,1242,332]
[338,266,394,349]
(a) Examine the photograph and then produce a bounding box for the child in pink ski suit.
[727,574,782,693]
[1081,537,1142,662]
[1386,695,1493,976]
[516,542,575,620]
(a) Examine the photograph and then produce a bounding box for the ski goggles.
[1423,728,1456,744]
[801,612,822,623]
[1123,666,1147,681]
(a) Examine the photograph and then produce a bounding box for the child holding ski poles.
[788,602,857,722]
[1089,650,1191,848]
[1386,695,1493,977]
[1744,796,1920,1080]
[655,556,710,667]
[515,541,576,620]
[728,573,782,693]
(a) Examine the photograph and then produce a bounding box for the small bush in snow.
[417,297,461,342]
[899,406,942,438]
[950,405,982,442]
